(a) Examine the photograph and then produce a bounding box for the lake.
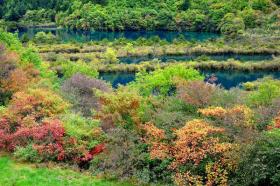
[18,28,220,42]
[100,70,280,89]
[16,28,280,89]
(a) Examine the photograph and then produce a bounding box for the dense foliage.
[0,1,280,182]
[1,0,279,34]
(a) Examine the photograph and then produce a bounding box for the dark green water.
[119,54,274,64]
[18,28,220,42]
[100,71,280,89]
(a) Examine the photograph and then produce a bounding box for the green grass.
[0,156,134,186]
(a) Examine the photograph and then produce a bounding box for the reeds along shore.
[38,42,280,56]
[96,58,280,73]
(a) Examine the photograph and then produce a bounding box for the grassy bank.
[0,156,134,186]
[38,40,280,56]
[96,58,280,73]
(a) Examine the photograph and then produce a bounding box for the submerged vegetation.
[0,0,280,185]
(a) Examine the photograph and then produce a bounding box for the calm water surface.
[100,71,280,89]
[17,28,279,90]
[18,28,220,42]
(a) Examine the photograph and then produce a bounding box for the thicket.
[1,0,279,35]
[1,30,280,185]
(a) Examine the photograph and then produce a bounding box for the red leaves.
[267,111,280,130]
[1,119,65,151]
[81,144,105,162]
[90,143,105,156]
[32,120,65,141]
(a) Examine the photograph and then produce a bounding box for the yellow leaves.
[199,105,255,128]
[172,120,227,166]
[174,172,203,186]
[142,122,166,140]
[142,119,234,185]
[206,162,228,186]
[150,142,170,160]
[230,105,254,128]
[199,107,227,118]
[176,119,225,138]
[8,88,69,127]
[97,87,142,127]
[142,122,169,159]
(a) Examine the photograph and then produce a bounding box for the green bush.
[219,13,245,38]
[33,32,57,44]
[232,129,280,185]
[240,8,259,28]
[61,61,99,79]
[14,144,43,163]
[0,32,22,51]
[252,0,274,12]
[130,65,203,96]
[91,128,173,184]
[103,48,119,64]
[22,9,55,23]
[247,80,280,106]
[62,113,101,142]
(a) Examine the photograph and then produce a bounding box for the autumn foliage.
[2,33,280,185]
[199,105,254,128]
[176,80,216,107]
[143,119,234,185]
[97,87,142,130]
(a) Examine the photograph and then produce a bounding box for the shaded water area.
[18,28,220,42]
[119,54,274,64]
[100,71,280,89]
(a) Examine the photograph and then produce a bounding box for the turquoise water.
[18,28,220,42]
[119,54,274,64]
[100,71,280,89]
[17,28,279,89]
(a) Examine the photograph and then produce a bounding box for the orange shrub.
[199,105,254,128]
[267,111,280,130]
[6,88,69,127]
[143,119,234,185]
[2,66,39,93]
[198,107,227,118]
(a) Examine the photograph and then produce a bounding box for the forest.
[0,0,279,33]
[0,0,280,186]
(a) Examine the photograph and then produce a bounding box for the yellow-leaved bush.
[199,105,254,128]
[143,119,235,186]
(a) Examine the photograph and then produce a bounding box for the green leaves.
[219,13,245,38]
[130,65,203,96]
[61,61,99,79]
[247,80,280,106]
[234,129,280,185]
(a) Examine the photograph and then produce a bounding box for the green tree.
[219,13,245,38]
[233,129,280,185]
[130,65,204,96]
[180,0,191,11]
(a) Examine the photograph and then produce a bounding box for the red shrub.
[81,144,105,162]
[3,120,64,151]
